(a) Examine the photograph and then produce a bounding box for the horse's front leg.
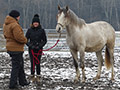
[70,49,80,83]
[79,49,86,83]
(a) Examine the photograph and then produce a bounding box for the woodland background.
[0,0,120,31]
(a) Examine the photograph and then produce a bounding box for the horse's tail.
[105,47,111,70]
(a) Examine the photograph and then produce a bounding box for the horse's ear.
[58,5,61,10]
[66,6,69,11]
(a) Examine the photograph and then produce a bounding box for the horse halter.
[57,23,64,28]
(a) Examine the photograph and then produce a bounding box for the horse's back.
[87,21,115,39]
[84,21,115,52]
[92,21,115,47]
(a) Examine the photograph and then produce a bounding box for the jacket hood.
[4,16,17,25]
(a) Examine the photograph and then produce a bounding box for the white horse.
[56,6,115,83]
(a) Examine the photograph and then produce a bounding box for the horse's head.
[56,5,69,33]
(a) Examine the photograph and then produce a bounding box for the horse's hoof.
[111,78,115,82]
[74,78,79,83]
[93,77,99,81]
[74,80,78,83]
[81,79,85,83]
[93,77,97,81]
[93,75,100,81]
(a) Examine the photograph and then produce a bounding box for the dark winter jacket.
[25,25,47,50]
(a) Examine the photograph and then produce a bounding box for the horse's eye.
[57,13,61,17]
[58,10,62,15]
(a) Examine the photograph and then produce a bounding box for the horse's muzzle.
[57,27,61,33]
[56,24,62,33]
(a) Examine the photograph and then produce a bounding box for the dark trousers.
[29,48,41,75]
[8,51,27,87]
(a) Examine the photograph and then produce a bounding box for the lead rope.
[31,33,61,72]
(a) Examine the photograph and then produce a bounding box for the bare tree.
[0,0,120,30]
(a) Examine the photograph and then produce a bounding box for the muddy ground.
[0,50,120,90]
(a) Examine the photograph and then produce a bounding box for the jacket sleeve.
[25,29,30,39]
[39,29,47,48]
[12,24,27,44]
[25,29,30,46]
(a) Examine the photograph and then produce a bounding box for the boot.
[30,75,36,82]
[36,75,41,83]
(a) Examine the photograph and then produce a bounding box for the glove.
[35,46,40,49]
[31,45,36,49]
[34,43,42,50]
[26,42,33,47]
[26,42,30,46]
[38,43,43,48]
[29,43,33,47]
[35,44,42,50]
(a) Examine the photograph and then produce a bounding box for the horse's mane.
[68,9,86,28]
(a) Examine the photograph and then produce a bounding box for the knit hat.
[9,10,20,18]
[32,14,40,24]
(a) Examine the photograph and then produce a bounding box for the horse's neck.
[66,25,74,36]
[66,11,85,36]
[69,11,79,25]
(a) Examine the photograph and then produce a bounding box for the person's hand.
[26,42,30,46]
[29,43,33,47]
[31,45,35,49]
[35,46,39,49]
[38,43,43,48]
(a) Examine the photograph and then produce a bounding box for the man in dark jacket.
[26,14,47,83]
[3,10,29,89]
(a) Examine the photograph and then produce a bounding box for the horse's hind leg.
[107,47,114,81]
[94,50,103,80]
[70,49,80,83]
